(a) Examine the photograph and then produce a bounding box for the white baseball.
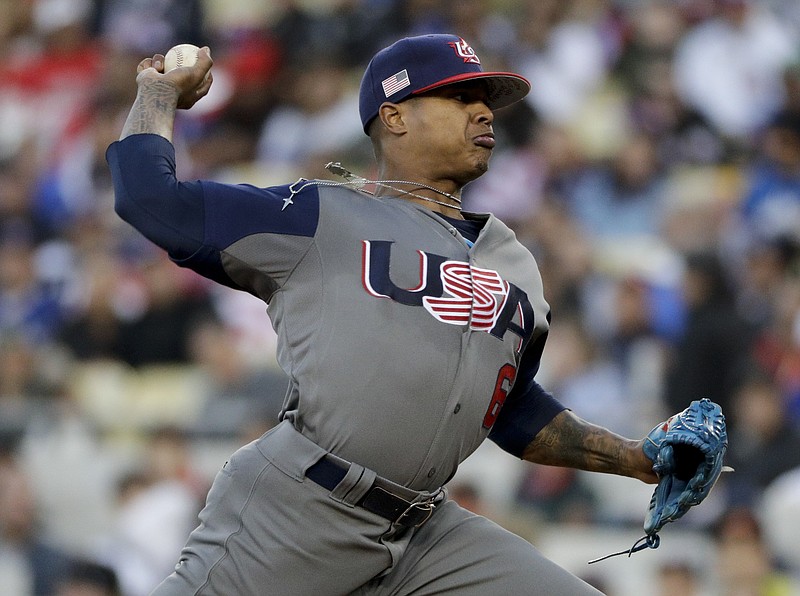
[163,44,200,72]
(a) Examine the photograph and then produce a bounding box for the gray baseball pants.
[150,421,602,595]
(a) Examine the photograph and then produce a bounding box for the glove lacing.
[587,533,661,564]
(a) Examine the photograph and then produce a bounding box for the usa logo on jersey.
[361,240,533,354]
[421,261,507,331]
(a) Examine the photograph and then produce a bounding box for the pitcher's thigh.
[366,500,603,596]
[152,445,394,596]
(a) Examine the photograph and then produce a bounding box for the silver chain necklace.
[280,163,464,212]
[324,162,462,211]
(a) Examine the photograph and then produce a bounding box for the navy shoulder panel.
[200,180,320,250]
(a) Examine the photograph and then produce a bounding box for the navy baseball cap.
[359,34,531,133]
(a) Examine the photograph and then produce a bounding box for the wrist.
[633,439,658,484]
[136,78,181,108]
[120,79,179,141]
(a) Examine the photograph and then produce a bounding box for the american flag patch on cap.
[382,69,410,97]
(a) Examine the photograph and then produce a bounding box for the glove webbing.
[587,533,661,565]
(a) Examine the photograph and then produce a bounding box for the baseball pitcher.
[106,34,727,595]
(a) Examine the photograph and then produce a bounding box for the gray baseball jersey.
[107,135,599,595]
[256,185,550,491]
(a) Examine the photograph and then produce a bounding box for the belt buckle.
[396,500,435,528]
[395,490,443,528]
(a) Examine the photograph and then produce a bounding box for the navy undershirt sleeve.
[488,331,567,458]
[106,134,320,290]
[106,134,205,259]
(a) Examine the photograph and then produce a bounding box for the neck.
[324,161,465,217]
[373,165,463,216]
[375,164,462,195]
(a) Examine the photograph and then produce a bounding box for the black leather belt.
[306,456,443,528]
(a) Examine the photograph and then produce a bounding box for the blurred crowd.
[1,0,800,594]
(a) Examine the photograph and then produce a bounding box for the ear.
[377,102,408,136]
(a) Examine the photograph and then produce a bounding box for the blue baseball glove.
[642,398,728,535]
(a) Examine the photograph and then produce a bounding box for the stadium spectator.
[673,0,799,138]
[56,559,121,596]
[0,445,73,595]
[664,251,755,419]
[724,374,800,505]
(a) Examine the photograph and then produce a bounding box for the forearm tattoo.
[523,410,649,480]
[120,80,180,141]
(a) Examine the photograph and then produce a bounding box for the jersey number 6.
[483,363,517,428]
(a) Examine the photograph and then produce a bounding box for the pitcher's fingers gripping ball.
[643,398,729,535]
[142,44,213,110]
[164,44,200,71]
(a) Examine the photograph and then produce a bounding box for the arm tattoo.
[120,80,180,141]
[523,410,654,482]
